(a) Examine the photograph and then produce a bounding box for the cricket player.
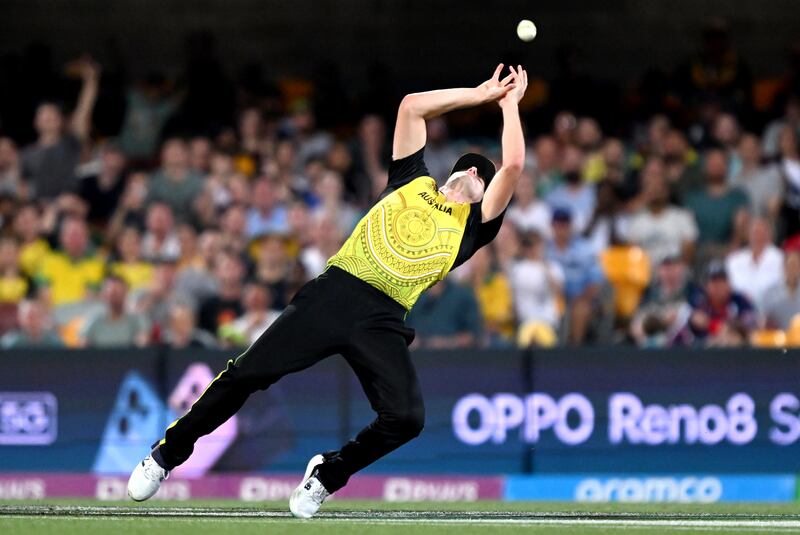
[128,64,527,518]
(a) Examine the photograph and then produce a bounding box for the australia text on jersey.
[417,191,453,215]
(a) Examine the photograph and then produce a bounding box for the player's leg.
[156,282,336,469]
[290,325,421,517]
[129,279,337,500]
[318,326,423,492]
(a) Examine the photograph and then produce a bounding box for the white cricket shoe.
[289,454,330,518]
[127,454,169,501]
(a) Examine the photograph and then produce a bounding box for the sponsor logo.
[383,478,479,502]
[575,477,723,503]
[0,392,57,445]
[0,478,45,499]
[452,392,774,447]
[452,392,594,446]
[608,393,757,445]
[95,478,190,501]
[239,478,295,501]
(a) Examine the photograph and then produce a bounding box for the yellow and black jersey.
[328,147,505,310]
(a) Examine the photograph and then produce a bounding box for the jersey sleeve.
[379,146,429,199]
[451,203,508,269]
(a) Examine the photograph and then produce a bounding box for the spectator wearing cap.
[546,208,605,345]
[761,248,800,330]
[630,254,702,347]
[684,149,749,266]
[507,170,552,238]
[545,145,595,234]
[83,276,149,347]
[725,216,784,310]
[673,262,756,346]
[146,138,205,222]
[77,142,127,229]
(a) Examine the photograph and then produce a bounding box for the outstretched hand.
[498,65,528,108]
[476,63,516,103]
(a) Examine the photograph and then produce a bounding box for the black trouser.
[155,267,423,493]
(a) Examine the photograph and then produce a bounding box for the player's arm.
[482,66,528,223]
[392,64,515,160]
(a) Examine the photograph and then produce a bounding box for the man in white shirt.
[507,170,551,238]
[509,231,564,329]
[725,216,784,310]
[625,162,698,265]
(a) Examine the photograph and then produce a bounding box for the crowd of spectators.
[2,21,800,350]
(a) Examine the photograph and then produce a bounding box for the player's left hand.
[498,65,528,108]
[477,63,516,103]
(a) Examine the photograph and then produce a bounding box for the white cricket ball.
[517,19,537,42]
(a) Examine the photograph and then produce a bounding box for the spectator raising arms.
[21,56,100,200]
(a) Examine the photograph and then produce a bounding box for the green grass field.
[4,500,800,534]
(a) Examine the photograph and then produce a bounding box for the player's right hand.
[476,63,515,103]
[498,65,528,108]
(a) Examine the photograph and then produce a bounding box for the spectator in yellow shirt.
[0,237,29,303]
[462,244,515,345]
[110,226,154,291]
[13,203,50,278]
[37,217,104,306]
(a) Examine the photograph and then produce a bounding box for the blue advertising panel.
[504,474,797,502]
[519,348,800,472]
[350,349,528,474]
[0,349,161,471]
[4,348,800,476]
